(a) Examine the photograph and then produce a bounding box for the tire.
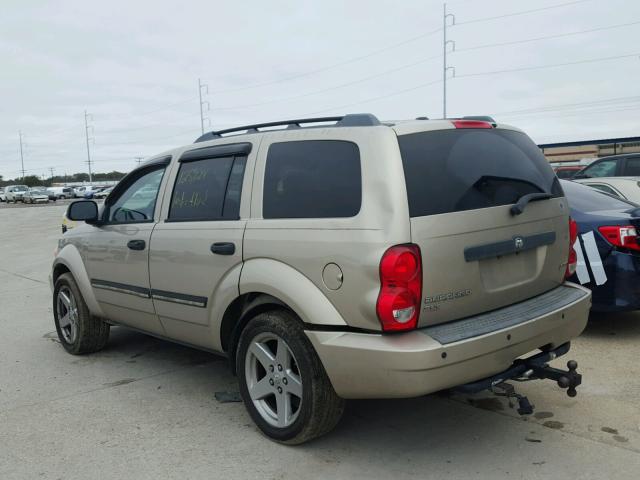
[53,273,110,355]
[236,310,345,444]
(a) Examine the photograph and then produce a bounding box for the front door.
[149,142,254,350]
[84,161,170,335]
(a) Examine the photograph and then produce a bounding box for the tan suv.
[51,114,591,444]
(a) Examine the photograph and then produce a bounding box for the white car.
[48,186,74,199]
[0,187,6,202]
[5,185,29,203]
[573,177,640,204]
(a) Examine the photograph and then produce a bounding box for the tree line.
[0,171,126,187]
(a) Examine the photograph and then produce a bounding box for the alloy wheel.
[57,286,79,344]
[245,332,303,428]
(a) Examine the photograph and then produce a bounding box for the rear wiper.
[510,192,553,216]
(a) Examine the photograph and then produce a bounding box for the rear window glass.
[561,180,636,212]
[398,129,562,217]
[263,140,361,219]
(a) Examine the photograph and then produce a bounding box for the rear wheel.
[237,310,345,444]
[53,273,110,354]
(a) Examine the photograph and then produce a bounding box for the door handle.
[210,242,236,255]
[127,239,146,251]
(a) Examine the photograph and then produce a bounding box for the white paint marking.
[582,231,607,286]
[573,237,591,285]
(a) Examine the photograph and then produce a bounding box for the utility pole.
[18,131,25,180]
[49,167,55,184]
[198,78,210,135]
[443,3,456,118]
[134,156,144,165]
[84,110,94,183]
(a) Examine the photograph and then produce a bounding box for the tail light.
[451,120,493,129]
[376,244,422,332]
[566,218,578,279]
[598,225,640,252]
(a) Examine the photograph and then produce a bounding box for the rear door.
[148,142,254,349]
[397,126,569,327]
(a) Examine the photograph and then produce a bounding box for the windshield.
[560,180,637,212]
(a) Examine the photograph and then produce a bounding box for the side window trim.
[101,162,169,225]
[166,154,247,223]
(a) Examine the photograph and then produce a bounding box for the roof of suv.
[192,113,523,145]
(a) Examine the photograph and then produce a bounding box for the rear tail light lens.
[598,225,640,252]
[566,218,578,279]
[451,120,493,129]
[377,244,422,332]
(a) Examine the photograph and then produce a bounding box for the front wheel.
[237,311,345,444]
[53,273,110,354]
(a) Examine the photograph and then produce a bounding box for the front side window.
[263,140,361,219]
[582,159,617,178]
[168,155,246,222]
[107,167,165,223]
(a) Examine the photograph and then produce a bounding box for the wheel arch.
[221,292,295,375]
[52,245,104,317]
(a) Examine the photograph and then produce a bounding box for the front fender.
[239,258,347,327]
[53,245,104,317]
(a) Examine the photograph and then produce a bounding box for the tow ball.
[525,359,581,398]
[454,343,582,416]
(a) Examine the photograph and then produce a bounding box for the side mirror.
[67,200,99,223]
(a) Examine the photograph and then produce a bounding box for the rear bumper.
[306,282,591,399]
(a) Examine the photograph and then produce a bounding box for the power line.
[457,52,640,78]
[455,0,591,26]
[456,20,640,53]
[213,54,442,111]
[210,26,443,95]
[491,95,640,117]
[303,78,443,116]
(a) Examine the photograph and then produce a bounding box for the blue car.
[562,180,640,312]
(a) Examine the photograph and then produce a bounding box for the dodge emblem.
[514,237,525,250]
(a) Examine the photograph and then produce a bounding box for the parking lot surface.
[1,203,639,479]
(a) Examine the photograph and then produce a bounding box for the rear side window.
[625,158,640,176]
[398,129,562,217]
[168,156,246,221]
[263,140,361,219]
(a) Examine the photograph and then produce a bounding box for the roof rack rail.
[194,113,380,143]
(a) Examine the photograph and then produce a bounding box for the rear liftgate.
[454,343,582,415]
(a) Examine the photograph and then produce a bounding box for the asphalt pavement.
[1,203,639,479]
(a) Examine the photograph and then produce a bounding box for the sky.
[0,0,639,180]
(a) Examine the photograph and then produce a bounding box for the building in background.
[539,136,640,166]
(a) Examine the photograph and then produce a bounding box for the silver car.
[23,188,50,204]
[51,114,591,444]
